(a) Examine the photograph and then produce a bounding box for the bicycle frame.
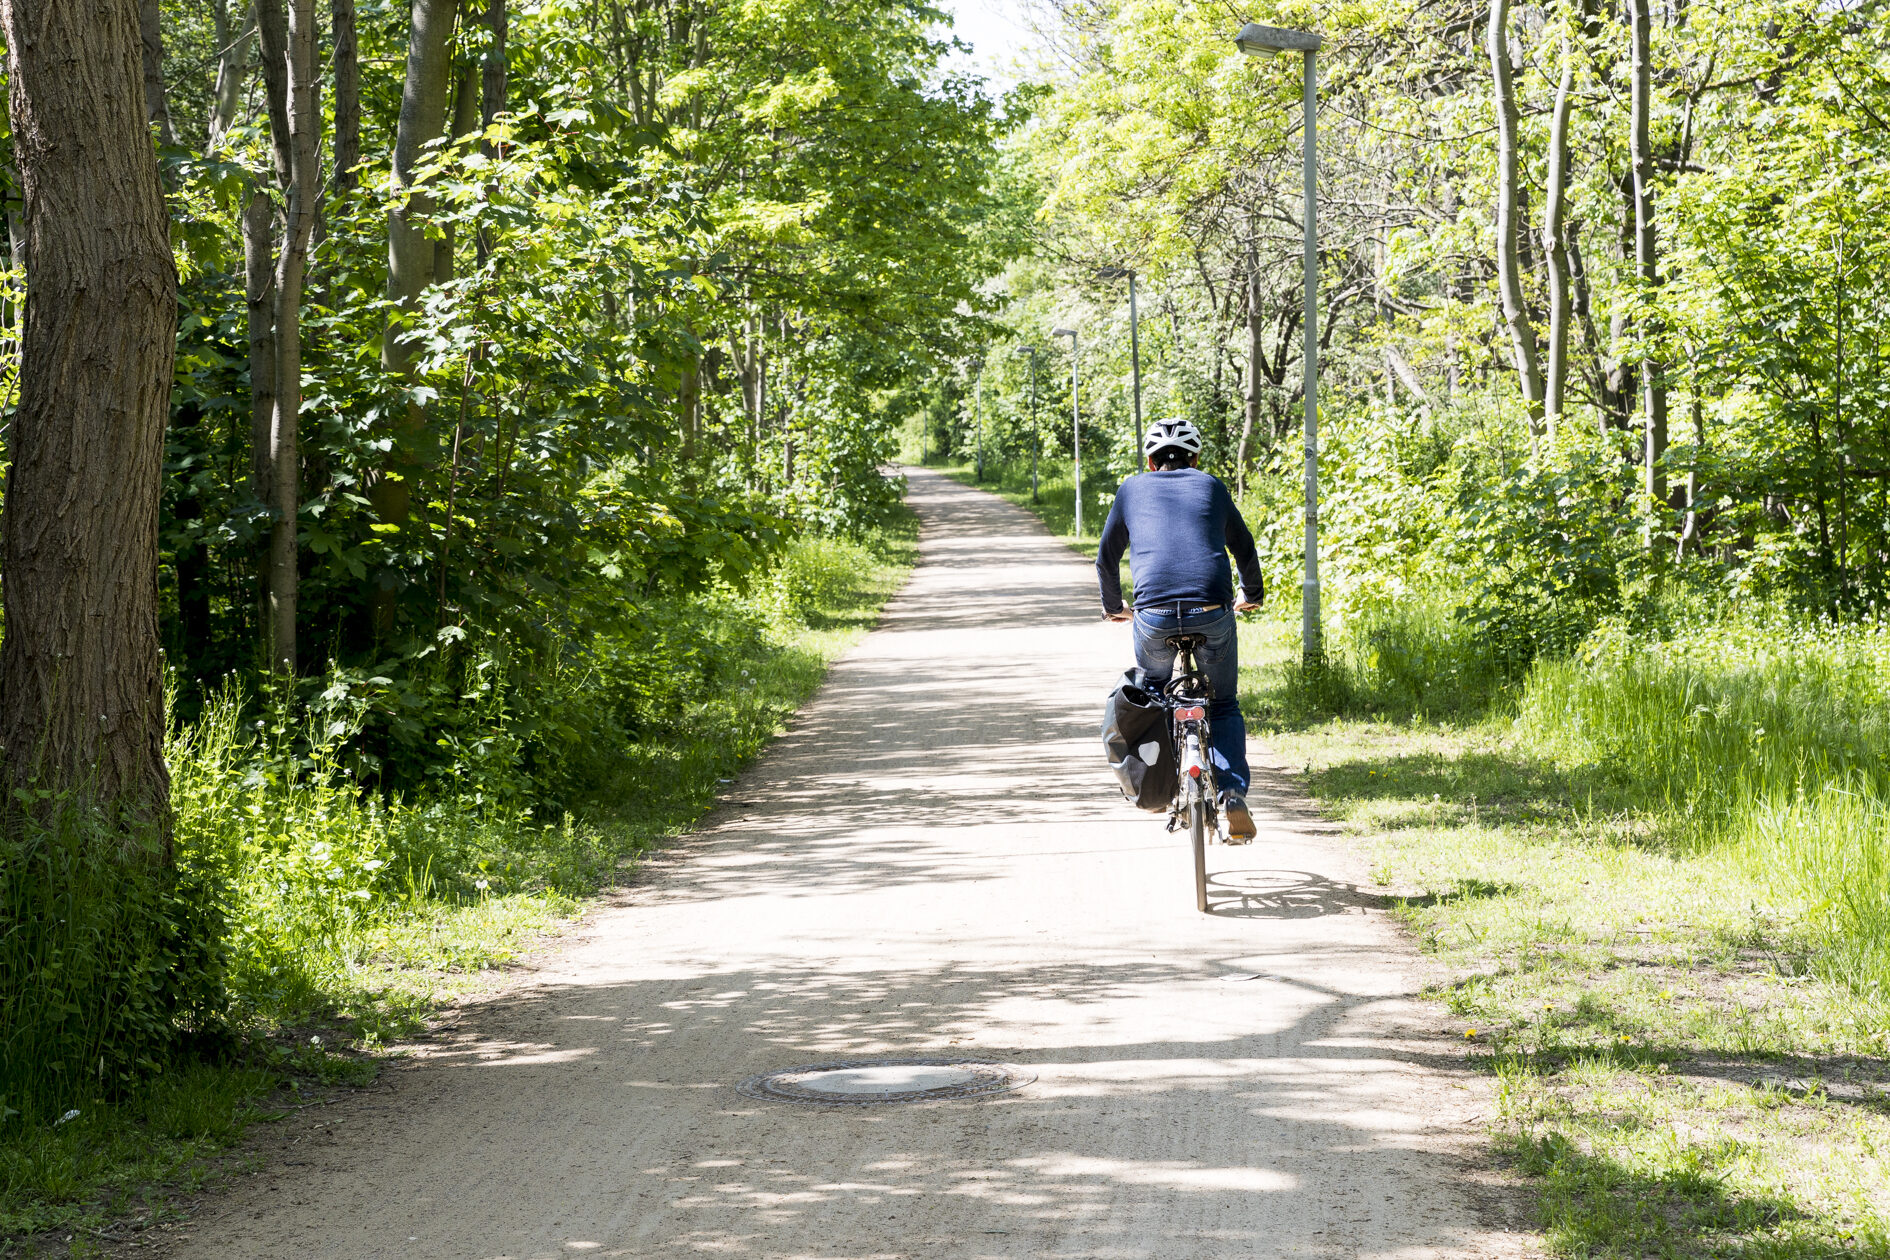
[1159,633,1219,837]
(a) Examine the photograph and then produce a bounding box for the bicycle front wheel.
[1190,796,1208,913]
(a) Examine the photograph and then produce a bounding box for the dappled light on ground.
[178,471,1529,1259]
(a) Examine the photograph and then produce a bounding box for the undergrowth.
[0,511,917,1248]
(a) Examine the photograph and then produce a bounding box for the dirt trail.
[176,467,1533,1259]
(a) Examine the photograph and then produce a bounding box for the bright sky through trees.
[936,0,1036,90]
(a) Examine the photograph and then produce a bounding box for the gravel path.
[176,467,1533,1259]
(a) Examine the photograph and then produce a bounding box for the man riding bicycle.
[1096,418,1264,841]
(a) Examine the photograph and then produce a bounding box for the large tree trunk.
[1542,25,1575,437]
[0,0,177,832]
[330,0,359,191]
[205,0,255,150]
[137,0,175,145]
[1630,0,1668,522]
[372,0,458,632]
[267,0,320,673]
[1489,0,1544,433]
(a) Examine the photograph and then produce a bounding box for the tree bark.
[253,0,292,186]
[480,0,505,135]
[0,0,177,833]
[138,0,175,144]
[373,0,458,629]
[205,0,255,150]
[1489,0,1545,432]
[1239,246,1263,490]
[267,0,320,673]
[1630,0,1668,521]
[330,0,359,191]
[1542,25,1575,437]
[244,188,277,504]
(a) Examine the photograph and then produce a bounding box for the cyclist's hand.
[1234,600,1262,615]
[1104,608,1132,622]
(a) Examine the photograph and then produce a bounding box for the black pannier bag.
[1102,669,1175,811]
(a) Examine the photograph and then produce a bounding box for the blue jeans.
[1131,605,1249,798]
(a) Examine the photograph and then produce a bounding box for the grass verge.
[0,509,918,1254]
[1239,615,1890,1259]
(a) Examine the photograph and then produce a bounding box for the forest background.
[7,0,1890,1250]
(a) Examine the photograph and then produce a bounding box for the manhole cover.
[736,1058,1034,1106]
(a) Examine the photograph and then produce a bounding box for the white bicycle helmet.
[1142,417,1203,459]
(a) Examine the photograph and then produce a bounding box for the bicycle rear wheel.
[1190,797,1208,913]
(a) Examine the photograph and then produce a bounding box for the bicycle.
[1157,629,1224,914]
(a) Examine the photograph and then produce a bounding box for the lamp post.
[1013,344,1039,501]
[1235,20,1323,665]
[1096,266,1143,457]
[1054,326,1082,537]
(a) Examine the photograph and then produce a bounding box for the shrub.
[0,800,228,1126]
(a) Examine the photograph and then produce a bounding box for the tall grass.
[1516,618,1890,997]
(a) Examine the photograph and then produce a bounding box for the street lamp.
[1235,19,1323,666]
[1096,265,1143,458]
[1013,344,1040,502]
[1053,326,1082,537]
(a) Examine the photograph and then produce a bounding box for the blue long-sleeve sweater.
[1095,468,1264,615]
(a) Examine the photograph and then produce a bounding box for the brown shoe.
[1222,793,1256,842]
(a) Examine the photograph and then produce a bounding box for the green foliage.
[1519,616,1890,993]
[0,515,915,1242]
[0,802,228,1127]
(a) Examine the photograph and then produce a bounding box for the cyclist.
[1096,418,1264,840]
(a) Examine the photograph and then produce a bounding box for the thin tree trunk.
[1240,247,1262,489]
[244,189,276,503]
[1542,24,1575,437]
[1630,0,1668,524]
[1566,228,1615,432]
[253,0,292,185]
[374,0,458,631]
[1490,0,1545,432]
[1677,371,1703,557]
[330,0,359,191]
[138,0,175,145]
[679,357,699,462]
[205,0,255,150]
[474,0,504,265]
[434,59,479,284]
[0,0,177,831]
[480,0,506,134]
[268,0,320,673]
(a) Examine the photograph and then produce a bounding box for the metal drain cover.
[737,1058,1034,1106]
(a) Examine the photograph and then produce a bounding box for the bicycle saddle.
[1163,633,1208,651]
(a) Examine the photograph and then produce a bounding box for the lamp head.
[1095,265,1133,281]
[1052,327,1076,339]
[1233,21,1321,54]
[1013,344,1036,357]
